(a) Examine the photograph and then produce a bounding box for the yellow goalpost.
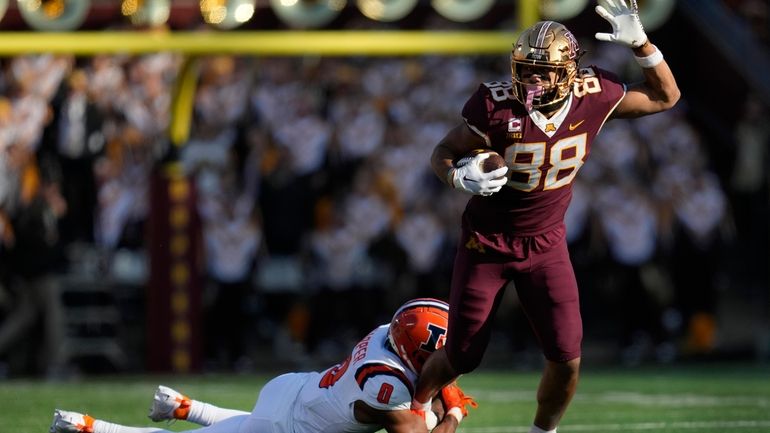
[0,30,514,56]
[0,0,540,56]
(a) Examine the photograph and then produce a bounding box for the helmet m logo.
[419,323,447,353]
[563,30,579,59]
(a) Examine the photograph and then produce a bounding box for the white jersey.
[290,324,417,433]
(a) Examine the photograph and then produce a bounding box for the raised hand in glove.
[448,153,508,196]
[440,381,478,422]
[594,0,648,48]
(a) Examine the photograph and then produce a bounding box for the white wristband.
[411,398,431,412]
[634,45,664,68]
[447,407,464,423]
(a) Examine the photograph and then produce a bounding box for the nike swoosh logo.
[569,120,585,130]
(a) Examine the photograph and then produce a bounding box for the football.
[456,149,506,174]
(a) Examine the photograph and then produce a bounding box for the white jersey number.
[503,133,587,191]
[573,67,602,98]
[482,81,515,102]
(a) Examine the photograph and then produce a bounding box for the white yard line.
[468,389,770,407]
[586,392,770,408]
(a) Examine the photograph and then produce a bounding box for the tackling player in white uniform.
[50,298,477,433]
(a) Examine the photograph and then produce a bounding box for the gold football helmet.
[511,20,580,110]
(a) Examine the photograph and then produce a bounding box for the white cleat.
[50,409,94,433]
[148,385,191,422]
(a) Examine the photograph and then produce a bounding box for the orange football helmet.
[388,298,449,373]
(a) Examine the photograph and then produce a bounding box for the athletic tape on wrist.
[634,45,663,68]
[447,407,464,423]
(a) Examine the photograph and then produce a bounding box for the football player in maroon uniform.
[411,2,680,433]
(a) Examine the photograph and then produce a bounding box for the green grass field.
[4,363,769,432]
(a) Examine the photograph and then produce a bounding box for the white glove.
[448,153,508,196]
[594,0,648,48]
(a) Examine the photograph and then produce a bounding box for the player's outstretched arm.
[402,381,478,433]
[595,0,680,118]
[354,400,462,433]
[383,408,461,433]
[354,401,429,433]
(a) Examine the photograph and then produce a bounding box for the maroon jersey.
[461,66,625,236]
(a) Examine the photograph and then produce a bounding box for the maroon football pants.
[445,223,582,373]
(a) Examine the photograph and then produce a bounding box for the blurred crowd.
[725,0,769,46]
[0,35,766,376]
